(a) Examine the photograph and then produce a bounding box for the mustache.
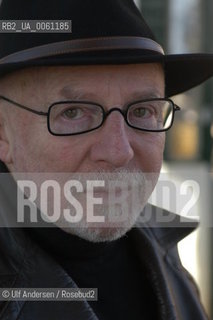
[72,168,146,184]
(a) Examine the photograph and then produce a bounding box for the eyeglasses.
[0,95,180,136]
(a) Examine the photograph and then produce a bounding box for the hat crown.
[0,0,156,58]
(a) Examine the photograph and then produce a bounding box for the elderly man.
[0,0,212,319]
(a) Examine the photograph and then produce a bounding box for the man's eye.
[62,108,84,119]
[132,107,151,117]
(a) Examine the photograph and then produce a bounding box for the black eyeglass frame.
[0,95,180,136]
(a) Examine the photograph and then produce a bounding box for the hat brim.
[0,48,213,97]
[164,53,213,96]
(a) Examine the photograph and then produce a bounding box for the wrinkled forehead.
[0,63,165,100]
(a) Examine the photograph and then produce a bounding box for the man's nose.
[90,111,134,167]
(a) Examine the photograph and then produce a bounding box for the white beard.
[52,169,159,242]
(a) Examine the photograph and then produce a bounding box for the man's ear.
[0,112,12,165]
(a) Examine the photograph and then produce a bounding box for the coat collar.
[135,203,198,250]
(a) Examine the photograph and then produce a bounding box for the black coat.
[0,203,208,320]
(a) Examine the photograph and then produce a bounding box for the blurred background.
[134,0,213,318]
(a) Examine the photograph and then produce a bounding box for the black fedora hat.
[0,0,213,97]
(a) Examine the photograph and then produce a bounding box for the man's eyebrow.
[130,90,164,100]
[59,85,95,100]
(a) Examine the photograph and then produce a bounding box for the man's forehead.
[0,63,164,98]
